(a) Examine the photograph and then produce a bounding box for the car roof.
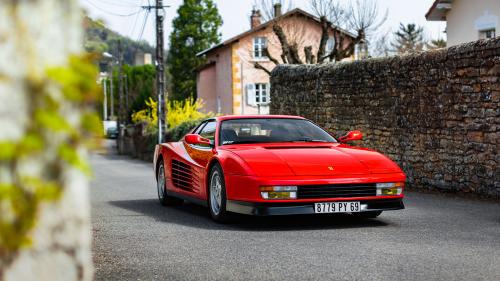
[210,115,306,122]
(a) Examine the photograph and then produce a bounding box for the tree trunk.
[317,16,330,63]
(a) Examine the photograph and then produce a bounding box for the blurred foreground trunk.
[0,1,93,280]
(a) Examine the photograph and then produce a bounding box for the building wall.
[270,38,500,197]
[446,0,500,46]
[198,13,354,115]
[231,43,243,114]
[196,64,217,114]
[198,45,233,115]
[234,14,353,115]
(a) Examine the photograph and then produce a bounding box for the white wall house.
[426,0,499,46]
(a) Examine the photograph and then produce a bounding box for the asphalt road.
[91,142,500,281]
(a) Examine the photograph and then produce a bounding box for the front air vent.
[171,159,193,190]
[298,183,377,199]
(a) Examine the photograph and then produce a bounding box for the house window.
[255,83,269,104]
[326,37,335,54]
[480,29,496,39]
[246,83,270,106]
[253,37,267,59]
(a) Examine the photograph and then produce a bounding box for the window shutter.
[266,83,271,103]
[246,84,256,107]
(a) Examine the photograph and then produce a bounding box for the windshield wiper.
[223,140,266,145]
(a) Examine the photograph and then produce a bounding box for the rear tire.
[208,164,233,223]
[352,211,383,218]
[157,160,183,206]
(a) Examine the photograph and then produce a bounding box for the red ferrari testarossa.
[153,115,405,222]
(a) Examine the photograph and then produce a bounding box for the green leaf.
[0,142,16,161]
[34,109,71,132]
[58,144,91,175]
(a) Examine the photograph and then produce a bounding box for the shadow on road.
[110,199,390,231]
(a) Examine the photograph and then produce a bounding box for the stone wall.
[270,38,499,197]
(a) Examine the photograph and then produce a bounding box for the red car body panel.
[153,115,405,215]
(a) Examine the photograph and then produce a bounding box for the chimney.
[250,8,262,29]
[274,3,282,18]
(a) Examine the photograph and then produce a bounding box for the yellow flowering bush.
[131,97,212,133]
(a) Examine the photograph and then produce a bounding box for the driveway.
[91,143,500,281]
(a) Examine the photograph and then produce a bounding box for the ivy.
[0,55,101,257]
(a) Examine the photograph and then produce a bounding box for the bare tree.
[371,31,392,58]
[312,0,387,62]
[253,0,388,74]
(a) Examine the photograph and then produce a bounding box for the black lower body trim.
[226,199,404,216]
[167,190,208,207]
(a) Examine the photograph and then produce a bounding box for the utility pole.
[117,40,124,152]
[142,1,169,144]
[156,0,166,144]
[125,74,129,114]
[103,77,108,120]
[110,69,114,119]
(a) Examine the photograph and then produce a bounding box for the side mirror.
[184,134,212,146]
[338,130,363,143]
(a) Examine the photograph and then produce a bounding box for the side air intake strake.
[171,159,193,190]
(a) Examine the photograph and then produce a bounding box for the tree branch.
[272,24,303,64]
[272,24,292,63]
[317,16,330,63]
[263,47,280,65]
[304,46,315,64]
[253,62,272,75]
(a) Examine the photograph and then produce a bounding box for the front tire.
[208,164,233,223]
[157,160,183,206]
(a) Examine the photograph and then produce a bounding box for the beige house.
[426,0,499,46]
[196,7,356,115]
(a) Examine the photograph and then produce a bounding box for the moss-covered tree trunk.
[0,1,97,280]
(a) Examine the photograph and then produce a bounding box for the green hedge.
[166,118,203,142]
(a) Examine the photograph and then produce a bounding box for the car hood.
[223,144,402,177]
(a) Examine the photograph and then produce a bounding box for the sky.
[80,0,446,47]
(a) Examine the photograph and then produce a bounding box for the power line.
[95,0,139,8]
[137,9,150,42]
[84,0,142,17]
[129,9,142,37]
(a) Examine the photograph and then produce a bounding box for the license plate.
[314,201,361,213]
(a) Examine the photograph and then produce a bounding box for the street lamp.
[102,52,117,120]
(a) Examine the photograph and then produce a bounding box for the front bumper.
[226,199,404,216]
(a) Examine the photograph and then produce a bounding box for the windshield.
[219,118,336,145]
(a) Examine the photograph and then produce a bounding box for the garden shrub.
[131,96,212,137]
[167,118,203,141]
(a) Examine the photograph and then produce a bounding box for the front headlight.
[376,182,404,196]
[260,186,297,200]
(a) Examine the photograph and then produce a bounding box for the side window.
[255,83,270,104]
[253,37,267,59]
[199,121,216,144]
[479,28,496,39]
[193,121,207,135]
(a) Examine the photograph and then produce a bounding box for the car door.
[182,120,217,199]
[185,120,216,167]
